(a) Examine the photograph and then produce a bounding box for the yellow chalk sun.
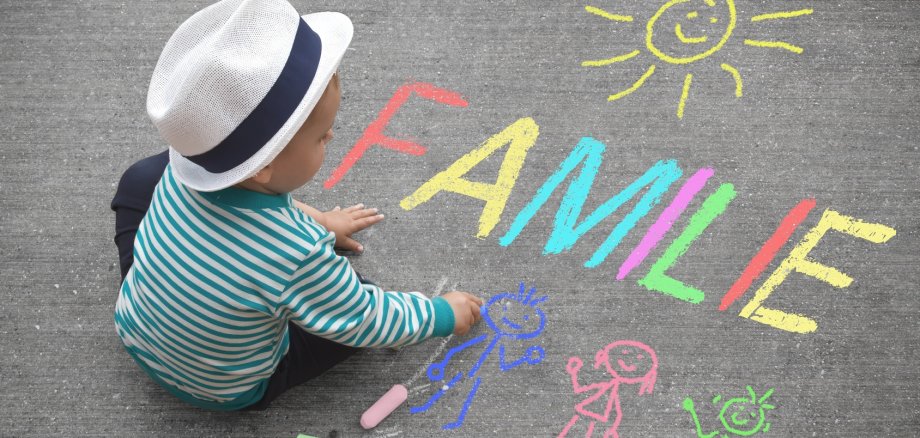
[583,0,813,119]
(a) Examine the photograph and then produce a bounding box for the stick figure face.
[646,0,737,64]
[482,283,547,338]
[595,340,658,384]
[715,386,775,436]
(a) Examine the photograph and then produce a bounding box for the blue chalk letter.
[499,137,682,268]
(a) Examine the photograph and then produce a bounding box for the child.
[109,0,483,411]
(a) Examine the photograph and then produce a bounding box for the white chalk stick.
[360,384,408,429]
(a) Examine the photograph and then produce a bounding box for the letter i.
[719,198,816,311]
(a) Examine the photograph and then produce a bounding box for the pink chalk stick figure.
[559,340,658,438]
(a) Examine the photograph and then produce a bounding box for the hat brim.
[169,11,354,192]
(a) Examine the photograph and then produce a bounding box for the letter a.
[739,209,897,334]
[400,117,540,239]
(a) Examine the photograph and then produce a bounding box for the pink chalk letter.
[617,168,714,280]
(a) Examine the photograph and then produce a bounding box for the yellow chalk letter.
[400,117,539,238]
[739,209,896,334]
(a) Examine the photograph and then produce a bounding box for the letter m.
[498,137,682,268]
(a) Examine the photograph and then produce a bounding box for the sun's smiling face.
[582,0,812,119]
[646,0,737,64]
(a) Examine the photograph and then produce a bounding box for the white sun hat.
[146,0,353,192]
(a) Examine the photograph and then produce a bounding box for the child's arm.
[275,227,479,348]
[566,357,603,394]
[292,199,327,226]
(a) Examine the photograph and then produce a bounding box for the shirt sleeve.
[274,228,454,348]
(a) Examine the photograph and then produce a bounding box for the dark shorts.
[111,150,362,410]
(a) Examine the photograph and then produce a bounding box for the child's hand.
[321,204,384,252]
[442,291,483,335]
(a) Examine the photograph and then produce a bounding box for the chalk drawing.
[582,1,813,118]
[677,73,694,119]
[638,183,736,303]
[617,168,714,280]
[323,82,468,189]
[750,9,813,22]
[499,137,682,269]
[585,5,633,23]
[720,64,743,97]
[682,386,776,437]
[719,199,815,311]
[738,208,897,333]
[410,282,547,430]
[742,40,803,54]
[559,340,658,438]
[400,117,539,239]
[346,109,897,334]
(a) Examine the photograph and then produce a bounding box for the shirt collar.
[197,184,293,209]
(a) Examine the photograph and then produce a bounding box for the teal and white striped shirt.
[114,163,454,410]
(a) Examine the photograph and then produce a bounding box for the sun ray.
[585,5,634,22]
[720,63,743,97]
[608,65,656,102]
[751,9,814,22]
[744,39,804,54]
[677,73,692,119]
[582,50,641,67]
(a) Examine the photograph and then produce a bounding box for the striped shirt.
[114,163,453,410]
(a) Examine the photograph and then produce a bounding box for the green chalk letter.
[638,183,736,303]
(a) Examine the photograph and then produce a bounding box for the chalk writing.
[346,97,897,334]
[582,1,813,118]
[323,82,468,189]
[683,386,776,437]
[737,209,897,333]
[638,183,736,303]
[499,138,682,269]
[410,282,547,430]
[401,117,539,239]
[719,199,815,311]
[559,341,658,438]
[617,168,713,280]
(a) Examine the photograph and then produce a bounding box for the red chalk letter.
[719,198,816,311]
[323,82,469,189]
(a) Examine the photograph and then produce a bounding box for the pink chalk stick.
[361,384,408,429]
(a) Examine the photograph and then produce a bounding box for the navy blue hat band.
[186,18,322,173]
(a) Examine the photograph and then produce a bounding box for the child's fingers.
[462,310,475,332]
[462,292,483,308]
[343,203,365,213]
[350,207,379,219]
[336,235,364,253]
[354,214,385,230]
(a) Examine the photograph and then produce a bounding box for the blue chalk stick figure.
[410,282,548,430]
